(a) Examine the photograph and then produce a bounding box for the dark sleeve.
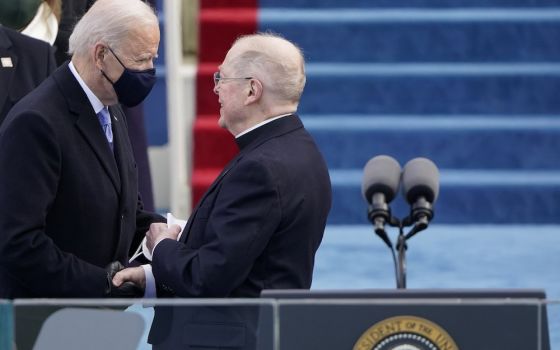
[151,159,281,297]
[130,196,166,258]
[0,112,107,297]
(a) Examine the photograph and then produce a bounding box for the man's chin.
[218,116,227,129]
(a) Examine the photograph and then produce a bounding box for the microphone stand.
[367,204,402,289]
[396,223,407,289]
[369,211,431,290]
[396,212,431,289]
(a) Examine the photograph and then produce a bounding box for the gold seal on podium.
[353,315,459,350]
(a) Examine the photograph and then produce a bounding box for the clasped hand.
[112,223,182,291]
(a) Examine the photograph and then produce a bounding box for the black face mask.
[101,47,156,107]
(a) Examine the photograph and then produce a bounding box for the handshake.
[104,261,143,298]
[105,219,186,298]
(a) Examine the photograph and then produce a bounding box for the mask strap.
[101,46,125,84]
[107,47,127,69]
[100,69,116,85]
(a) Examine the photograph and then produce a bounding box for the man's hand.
[146,223,181,254]
[105,262,143,298]
[113,266,146,291]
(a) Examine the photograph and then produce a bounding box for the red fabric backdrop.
[192,1,257,207]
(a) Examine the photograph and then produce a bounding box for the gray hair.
[229,33,306,104]
[68,0,157,58]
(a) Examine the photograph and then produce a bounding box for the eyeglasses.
[213,71,252,86]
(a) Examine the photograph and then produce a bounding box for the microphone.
[362,155,402,248]
[402,157,439,238]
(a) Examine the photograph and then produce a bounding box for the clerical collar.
[235,113,293,139]
[235,113,294,150]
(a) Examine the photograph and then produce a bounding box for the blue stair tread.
[330,169,560,186]
[260,8,560,22]
[151,13,166,66]
[307,125,560,169]
[259,0,560,8]
[301,114,560,125]
[144,73,167,146]
[329,175,560,224]
[300,70,560,114]
[259,19,560,62]
[305,63,560,75]
[144,13,166,146]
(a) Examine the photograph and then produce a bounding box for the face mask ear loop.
[100,69,116,84]
[107,47,127,69]
[99,46,119,84]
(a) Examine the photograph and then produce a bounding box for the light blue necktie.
[97,107,113,150]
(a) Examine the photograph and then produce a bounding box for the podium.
[261,289,550,350]
[0,291,551,350]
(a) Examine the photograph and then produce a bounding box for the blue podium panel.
[262,289,550,350]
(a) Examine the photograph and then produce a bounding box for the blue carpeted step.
[155,0,163,11]
[329,169,560,224]
[144,68,167,146]
[248,1,560,227]
[259,0,560,8]
[155,13,166,66]
[144,10,167,146]
[259,9,560,62]
[299,64,560,114]
[303,115,560,170]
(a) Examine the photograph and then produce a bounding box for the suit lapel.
[181,156,241,242]
[189,115,298,210]
[75,110,121,194]
[180,115,304,243]
[0,29,16,117]
[110,105,129,203]
[54,64,121,194]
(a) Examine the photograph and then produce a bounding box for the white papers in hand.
[129,212,188,262]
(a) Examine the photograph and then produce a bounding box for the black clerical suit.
[148,114,332,349]
[0,63,164,298]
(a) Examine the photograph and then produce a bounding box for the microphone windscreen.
[402,157,440,204]
[362,155,402,203]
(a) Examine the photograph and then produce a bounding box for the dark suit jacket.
[149,114,332,348]
[0,26,56,124]
[0,63,164,298]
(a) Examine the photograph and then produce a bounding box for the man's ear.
[93,43,107,70]
[245,79,263,105]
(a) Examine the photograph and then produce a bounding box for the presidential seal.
[353,316,459,350]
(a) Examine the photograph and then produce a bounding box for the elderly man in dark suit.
[0,0,164,299]
[115,33,332,349]
[0,25,55,124]
[53,0,157,211]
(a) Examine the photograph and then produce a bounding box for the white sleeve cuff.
[151,237,168,256]
[141,264,156,298]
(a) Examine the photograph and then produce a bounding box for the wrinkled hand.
[105,262,143,298]
[146,223,181,254]
[113,266,146,293]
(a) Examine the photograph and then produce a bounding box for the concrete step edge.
[330,169,560,186]
[260,8,560,23]
[302,115,560,130]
